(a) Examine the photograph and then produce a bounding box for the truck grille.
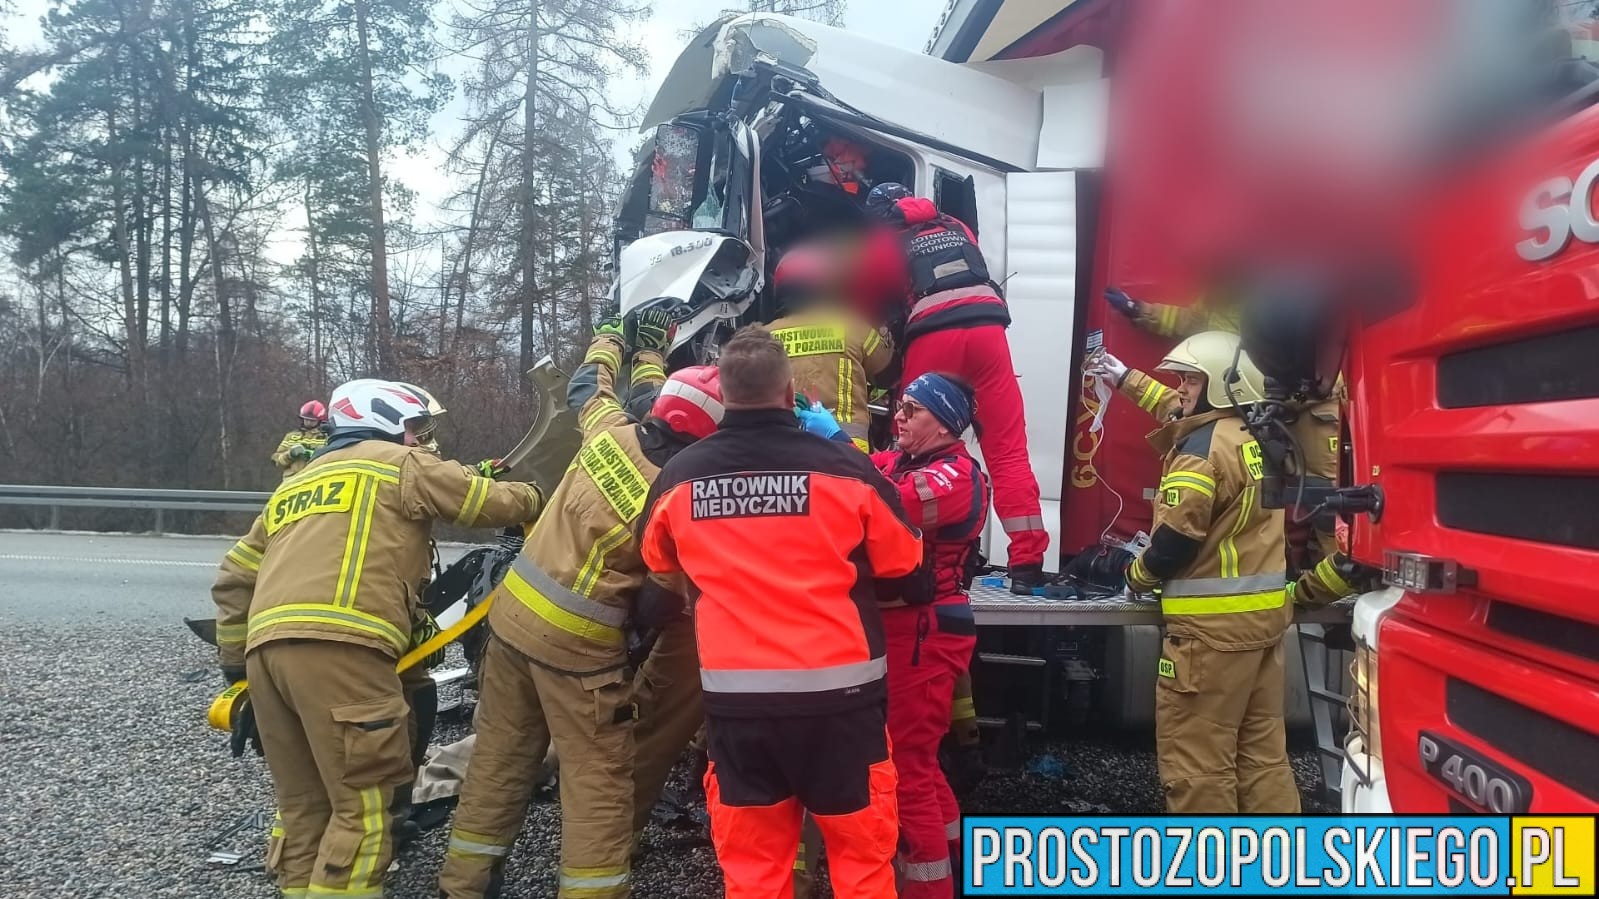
[1436,472,1599,550]
[1437,322,1599,407]
[1446,679,1599,802]
[1486,602,1599,665]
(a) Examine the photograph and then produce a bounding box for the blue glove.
[796,402,845,440]
[1104,286,1139,319]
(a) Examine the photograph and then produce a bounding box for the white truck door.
[982,170,1078,569]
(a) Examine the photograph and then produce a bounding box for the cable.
[1225,345,1316,522]
[1078,365,1127,548]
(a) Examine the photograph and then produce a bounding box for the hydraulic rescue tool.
[201,359,577,738]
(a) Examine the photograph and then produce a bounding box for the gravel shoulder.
[0,622,1327,899]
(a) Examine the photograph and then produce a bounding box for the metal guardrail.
[0,484,269,532]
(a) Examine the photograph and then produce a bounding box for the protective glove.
[1084,350,1129,389]
[1104,286,1140,319]
[626,307,675,353]
[289,444,314,461]
[475,458,508,480]
[627,628,660,670]
[230,697,263,758]
[221,665,246,688]
[796,401,845,440]
[408,611,447,670]
[595,315,625,341]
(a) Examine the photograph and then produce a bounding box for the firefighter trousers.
[705,707,899,899]
[885,607,975,898]
[629,614,705,836]
[903,324,1048,569]
[248,640,415,899]
[439,635,636,899]
[1155,635,1301,813]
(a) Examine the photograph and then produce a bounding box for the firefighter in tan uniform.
[211,379,543,898]
[271,400,331,479]
[768,243,895,453]
[1118,332,1301,814]
[1104,285,1341,572]
[439,310,724,899]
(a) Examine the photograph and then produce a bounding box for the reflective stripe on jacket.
[639,409,924,717]
[271,428,329,477]
[769,308,894,452]
[1118,368,1181,422]
[1131,292,1241,340]
[210,441,543,666]
[489,333,676,673]
[1134,409,1290,651]
[871,443,989,604]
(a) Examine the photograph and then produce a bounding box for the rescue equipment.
[206,594,498,732]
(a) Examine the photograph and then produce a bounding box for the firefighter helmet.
[299,400,327,424]
[392,382,447,449]
[650,365,724,440]
[1156,330,1268,409]
[329,379,433,437]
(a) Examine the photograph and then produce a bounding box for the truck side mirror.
[648,122,707,229]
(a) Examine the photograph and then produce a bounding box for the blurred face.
[403,415,436,450]
[300,417,319,430]
[1177,373,1208,416]
[895,399,954,456]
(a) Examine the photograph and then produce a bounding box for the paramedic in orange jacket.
[639,326,922,899]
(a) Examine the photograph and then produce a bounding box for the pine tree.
[446,0,646,400]
[267,0,449,375]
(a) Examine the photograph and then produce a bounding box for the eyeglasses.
[897,401,927,418]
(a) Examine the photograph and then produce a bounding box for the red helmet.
[772,244,834,309]
[650,366,723,440]
[299,400,327,423]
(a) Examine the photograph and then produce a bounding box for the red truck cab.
[1341,97,1599,813]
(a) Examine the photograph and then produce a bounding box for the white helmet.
[328,379,433,437]
[392,381,446,450]
[1156,330,1268,409]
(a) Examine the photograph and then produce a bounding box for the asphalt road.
[0,530,1329,898]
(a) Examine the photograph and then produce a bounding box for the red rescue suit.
[858,199,1049,571]
[872,442,989,898]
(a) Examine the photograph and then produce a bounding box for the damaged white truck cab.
[613,12,1110,565]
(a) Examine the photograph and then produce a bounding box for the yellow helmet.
[1156,330,1267,409]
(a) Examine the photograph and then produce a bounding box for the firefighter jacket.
[271,428,329,477]
[769,306,894,452]
[486,333,682,675]
[1118,368,1182,422]
[639,409,924,717]
[1126,408,1291,651]
[567,333,667,422]
[871,442,989,605]
[1132,292,1241,340]
[211,441,543,668]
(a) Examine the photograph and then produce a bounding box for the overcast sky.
[3,1,948,247]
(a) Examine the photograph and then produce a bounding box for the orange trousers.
[703,706,899,899]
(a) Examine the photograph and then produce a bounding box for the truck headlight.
[1349,639,1382,762]
[1344,587,1403,783]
